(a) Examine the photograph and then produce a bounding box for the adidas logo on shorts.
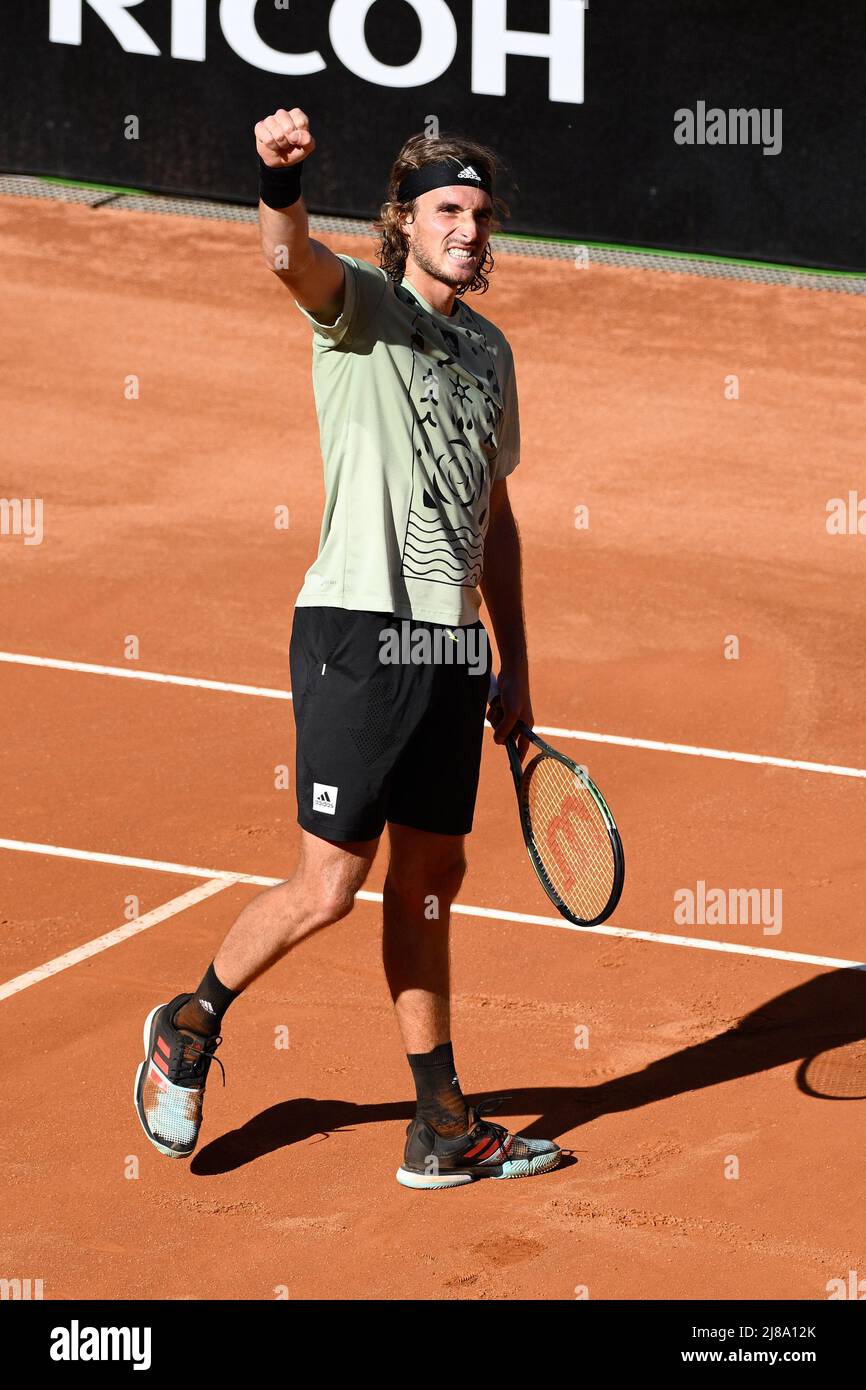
[313,783,338,814]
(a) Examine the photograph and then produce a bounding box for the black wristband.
[257,155,304,210]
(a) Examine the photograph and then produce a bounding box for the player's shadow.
[192,966,866,1174]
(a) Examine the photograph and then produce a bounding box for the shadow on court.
[192,967,866,1173]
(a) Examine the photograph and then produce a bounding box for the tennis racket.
[489,676,624,926]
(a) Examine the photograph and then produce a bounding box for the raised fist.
[254,107,315,169]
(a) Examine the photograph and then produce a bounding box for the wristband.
[258,155,304,210]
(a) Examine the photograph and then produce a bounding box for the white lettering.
[49,1321,152,1371]
[172,0,207,61]
[49,0,160,56]
[473,0,585,103]
[220,0,325,75]
[48,0,587,100]
[330,0,456,88]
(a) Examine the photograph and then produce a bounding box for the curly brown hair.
[375,132,511,296]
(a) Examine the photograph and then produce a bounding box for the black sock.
[173,962,238,1038]
[407,1041,470,1137]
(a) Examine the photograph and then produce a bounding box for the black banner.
[1,1,864,269]
[7,1296,866,1368]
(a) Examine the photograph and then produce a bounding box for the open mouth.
[446,247,476,263]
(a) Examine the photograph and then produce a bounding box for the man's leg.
[384,820,562,1188]
[382,822,470,1134]
[135,829,378,1157]
[172,828,378,1035]
[217,829,378,990]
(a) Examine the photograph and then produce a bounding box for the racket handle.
[489,673,522,788]
[505,733,524,793]
[488,674,533,743]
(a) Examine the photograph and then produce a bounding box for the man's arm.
[255,106,345,325]
[479,478,533,753]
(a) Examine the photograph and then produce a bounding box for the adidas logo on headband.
[397,159,493,202]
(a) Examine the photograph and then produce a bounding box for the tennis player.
[135,109,560,1189]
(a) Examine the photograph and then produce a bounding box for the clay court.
[1,187,865,1301]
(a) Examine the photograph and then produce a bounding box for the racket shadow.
[512,965,866,1141]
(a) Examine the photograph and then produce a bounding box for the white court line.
[449,901,866,971]
[0,651,290,701]
[0,877,236,1001]
[0,837,271,886]
[1,837,863,973]
[1,649,863,779]
[531,726,866,780]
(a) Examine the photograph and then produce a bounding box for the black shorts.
[289,607,491,842]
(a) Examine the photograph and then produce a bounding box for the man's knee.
[268,864,363,938]
[305,878,361,930]
[292,832,376,932]
[386,853,467,912]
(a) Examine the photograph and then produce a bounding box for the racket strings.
[522,754,615,921]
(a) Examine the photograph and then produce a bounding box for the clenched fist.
[254,107,315,169]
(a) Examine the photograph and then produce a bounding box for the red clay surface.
[1,195,865,1300]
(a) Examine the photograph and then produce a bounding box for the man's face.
[402,185,493,289]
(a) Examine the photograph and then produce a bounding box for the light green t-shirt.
[293,254,520,625]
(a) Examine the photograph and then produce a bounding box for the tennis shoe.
[134,994,224,1158]
[396,1096,560,1189]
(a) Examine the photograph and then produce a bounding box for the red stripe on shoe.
[463,1134,493,1159]
[466,1134,506,1162]
[152,1050,170,1075]
[480,1134,514,1165]
[156,1035,170,1057]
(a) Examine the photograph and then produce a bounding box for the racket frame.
[505,720,625,927]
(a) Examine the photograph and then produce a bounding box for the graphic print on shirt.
[396,286,504,589]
